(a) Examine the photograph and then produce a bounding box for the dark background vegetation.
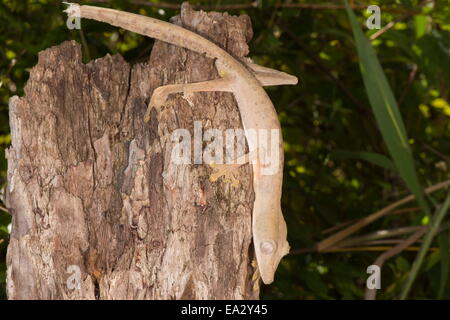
[0,0,449,299]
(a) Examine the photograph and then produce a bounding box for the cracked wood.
[6,7,257,300]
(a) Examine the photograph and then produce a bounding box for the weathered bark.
[6,5,259,300]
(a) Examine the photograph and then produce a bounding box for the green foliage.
[330,150,397,171]
[0,0,449,300]
[401,190,450,298]
[346,0,429,217]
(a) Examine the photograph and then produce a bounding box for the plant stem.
[400,190,450,299]
[366,228,428,300]
[317,179,450,252]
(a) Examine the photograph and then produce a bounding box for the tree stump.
[6,4,258,300]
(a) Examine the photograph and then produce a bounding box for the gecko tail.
[62,2,80,17]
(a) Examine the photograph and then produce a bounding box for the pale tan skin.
[65,3,297,284]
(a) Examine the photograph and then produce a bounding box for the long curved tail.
[64,3,227,61]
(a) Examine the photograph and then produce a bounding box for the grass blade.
[400,190,450,299]
[344,0,430,216]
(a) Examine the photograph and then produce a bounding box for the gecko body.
[65,3,297,284]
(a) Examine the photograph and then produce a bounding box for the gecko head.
[257,239,290,284]
[256,228,290,285]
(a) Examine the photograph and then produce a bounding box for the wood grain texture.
[6,5,258,299]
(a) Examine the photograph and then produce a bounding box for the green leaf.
[330,150,397,171]
[344,0,430,216]
[395,256,410,273]
[414,15,428,39]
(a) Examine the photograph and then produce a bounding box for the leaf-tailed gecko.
[64,2,298,284]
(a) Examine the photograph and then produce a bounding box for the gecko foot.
[144,87,169,123]
[209,164,241,187]
[251,259,261,292]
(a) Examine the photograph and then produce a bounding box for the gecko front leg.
[251,259,261,292]
[144,78,233,122]
[143,62,298,122]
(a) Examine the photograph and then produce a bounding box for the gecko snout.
[258,238,290,284]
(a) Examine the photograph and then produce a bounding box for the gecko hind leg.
[244,61,298,86]
[209,163,242,187]
[144,77,233,122]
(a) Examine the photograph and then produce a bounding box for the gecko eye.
[260,241,277,255]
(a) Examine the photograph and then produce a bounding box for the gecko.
[64,2,298,285]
